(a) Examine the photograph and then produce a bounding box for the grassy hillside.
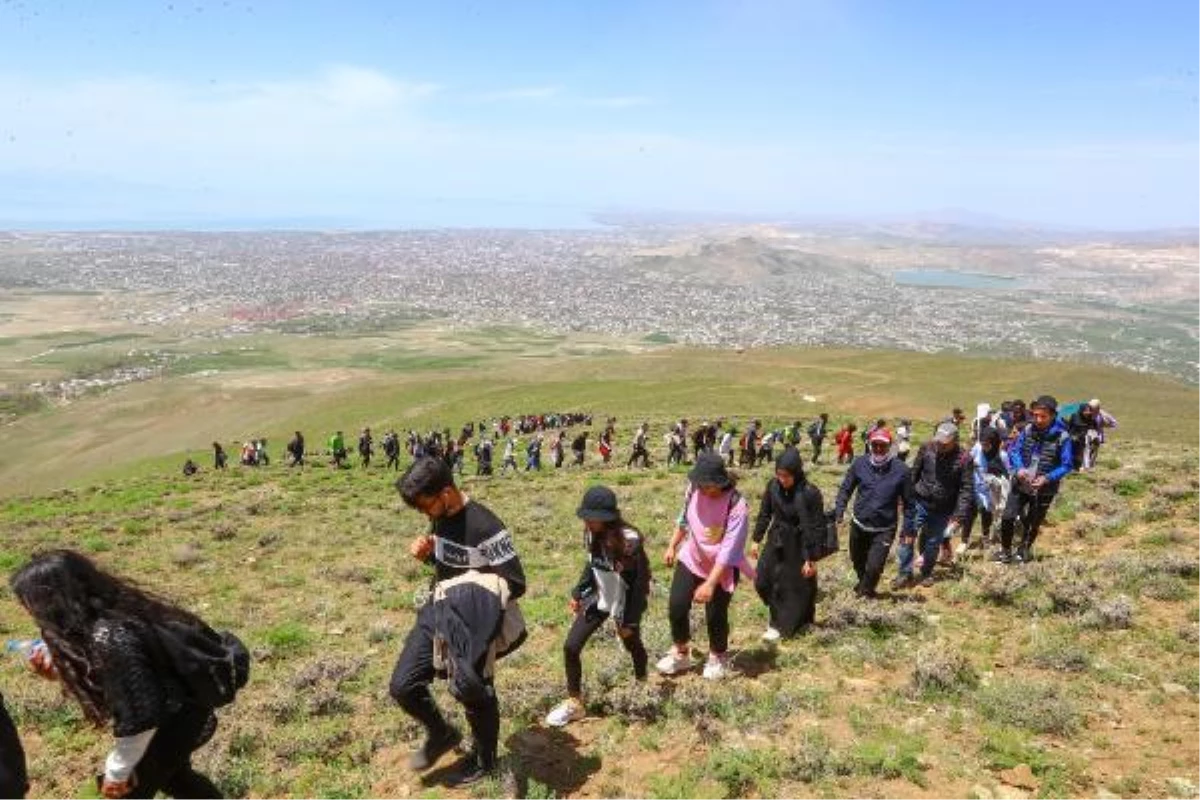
[0,422,1195,796]
[1,334,1195,497]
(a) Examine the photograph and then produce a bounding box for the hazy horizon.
[2,1,1196,230]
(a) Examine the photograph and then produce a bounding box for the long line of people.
[9,394,1115,796]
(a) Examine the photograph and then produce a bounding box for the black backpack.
[151,620,250,709]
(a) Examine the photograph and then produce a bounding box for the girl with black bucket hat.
[545,485,651,728]
[658,453,752,680]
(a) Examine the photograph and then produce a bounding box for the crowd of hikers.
[1,396,1119,796]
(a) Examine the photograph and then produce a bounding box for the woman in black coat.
[751,447,827,640]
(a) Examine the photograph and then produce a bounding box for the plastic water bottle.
[4,638,44,659]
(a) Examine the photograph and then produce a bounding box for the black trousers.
[0,692,27,799]
[753,546,816,635]
[126,705,221,799]
[810,438,824,464]
[563,608,647,696]
[961,505,994,543]
[848,522,893,595]
[389,604,500,768]
[627,446,649,468]
[667,562,733,653]
[1000,490,1055,551]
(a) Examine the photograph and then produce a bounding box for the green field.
[0,326,1197,798]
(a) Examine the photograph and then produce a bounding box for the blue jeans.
[896,502,951,578]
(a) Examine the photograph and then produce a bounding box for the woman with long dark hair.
[11,550,235,799]
[545,486,651,727]
[750,447,827,640]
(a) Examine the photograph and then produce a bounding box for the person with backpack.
[11,550,248,799]
[286,431,305,467]
[750,447,827,641]
[807,413,828,465]
[390,458,527,787]
[894,422,973,589]
[524,435,543,471]
[958,426,1010,554]
[994,395,1073,564]
[475,437,494,476]
[0,690,28,798]
[382,430,402,471]
[658,453,751,680]
[328,430,347,469]
[357,428,373,469]
[570,431,589,467]
[627,423,651,468]
[834,427,913,599]
[718,426,735,467]
[544,486,651,728]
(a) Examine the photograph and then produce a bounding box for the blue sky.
[0,0,1196,228]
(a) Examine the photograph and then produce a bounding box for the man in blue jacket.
[834,427,914,599]
[994,395,1074,564]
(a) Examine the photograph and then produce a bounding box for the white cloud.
[0,65,1192,227]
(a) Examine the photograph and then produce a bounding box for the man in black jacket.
[895,422,974,589]
[834,428,914,599]
[390,457,527,788]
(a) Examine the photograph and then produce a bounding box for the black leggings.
[389,604,500,769]
[563,609,647,695]
[961,505,994,543]
[667,561,733,653]
[126,705,221,799]
[0,692,27,799]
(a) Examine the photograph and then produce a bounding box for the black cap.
[576,485,619,522]
[687,452,733,489]
[1031,394,1058,414]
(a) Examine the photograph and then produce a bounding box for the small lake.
[894,269,1018,290]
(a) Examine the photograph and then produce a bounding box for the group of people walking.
[8,392,1111,796]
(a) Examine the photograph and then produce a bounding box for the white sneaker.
[761,627,781,644]
[702,654,730,680]
[544,698,585,728]
[655,649,693,675]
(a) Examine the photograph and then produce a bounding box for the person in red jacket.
[834,423,857,464]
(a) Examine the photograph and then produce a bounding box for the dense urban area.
[0,226,1195,403]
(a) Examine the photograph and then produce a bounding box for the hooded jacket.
[752,448,826,563]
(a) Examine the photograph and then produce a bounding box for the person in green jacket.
[329,430,348,468]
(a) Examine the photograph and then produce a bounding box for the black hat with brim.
[576,485,620,522]
[687,452,733,489]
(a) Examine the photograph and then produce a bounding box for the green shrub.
[911,645,980,694]
[976,679,1080,735]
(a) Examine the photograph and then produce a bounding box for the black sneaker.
[445,753,494,788]
[407,727,463,771]
[919,575,935,588]
[992,549,1012,564]
[1014,547,1029,564]
[890,574,913,591]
